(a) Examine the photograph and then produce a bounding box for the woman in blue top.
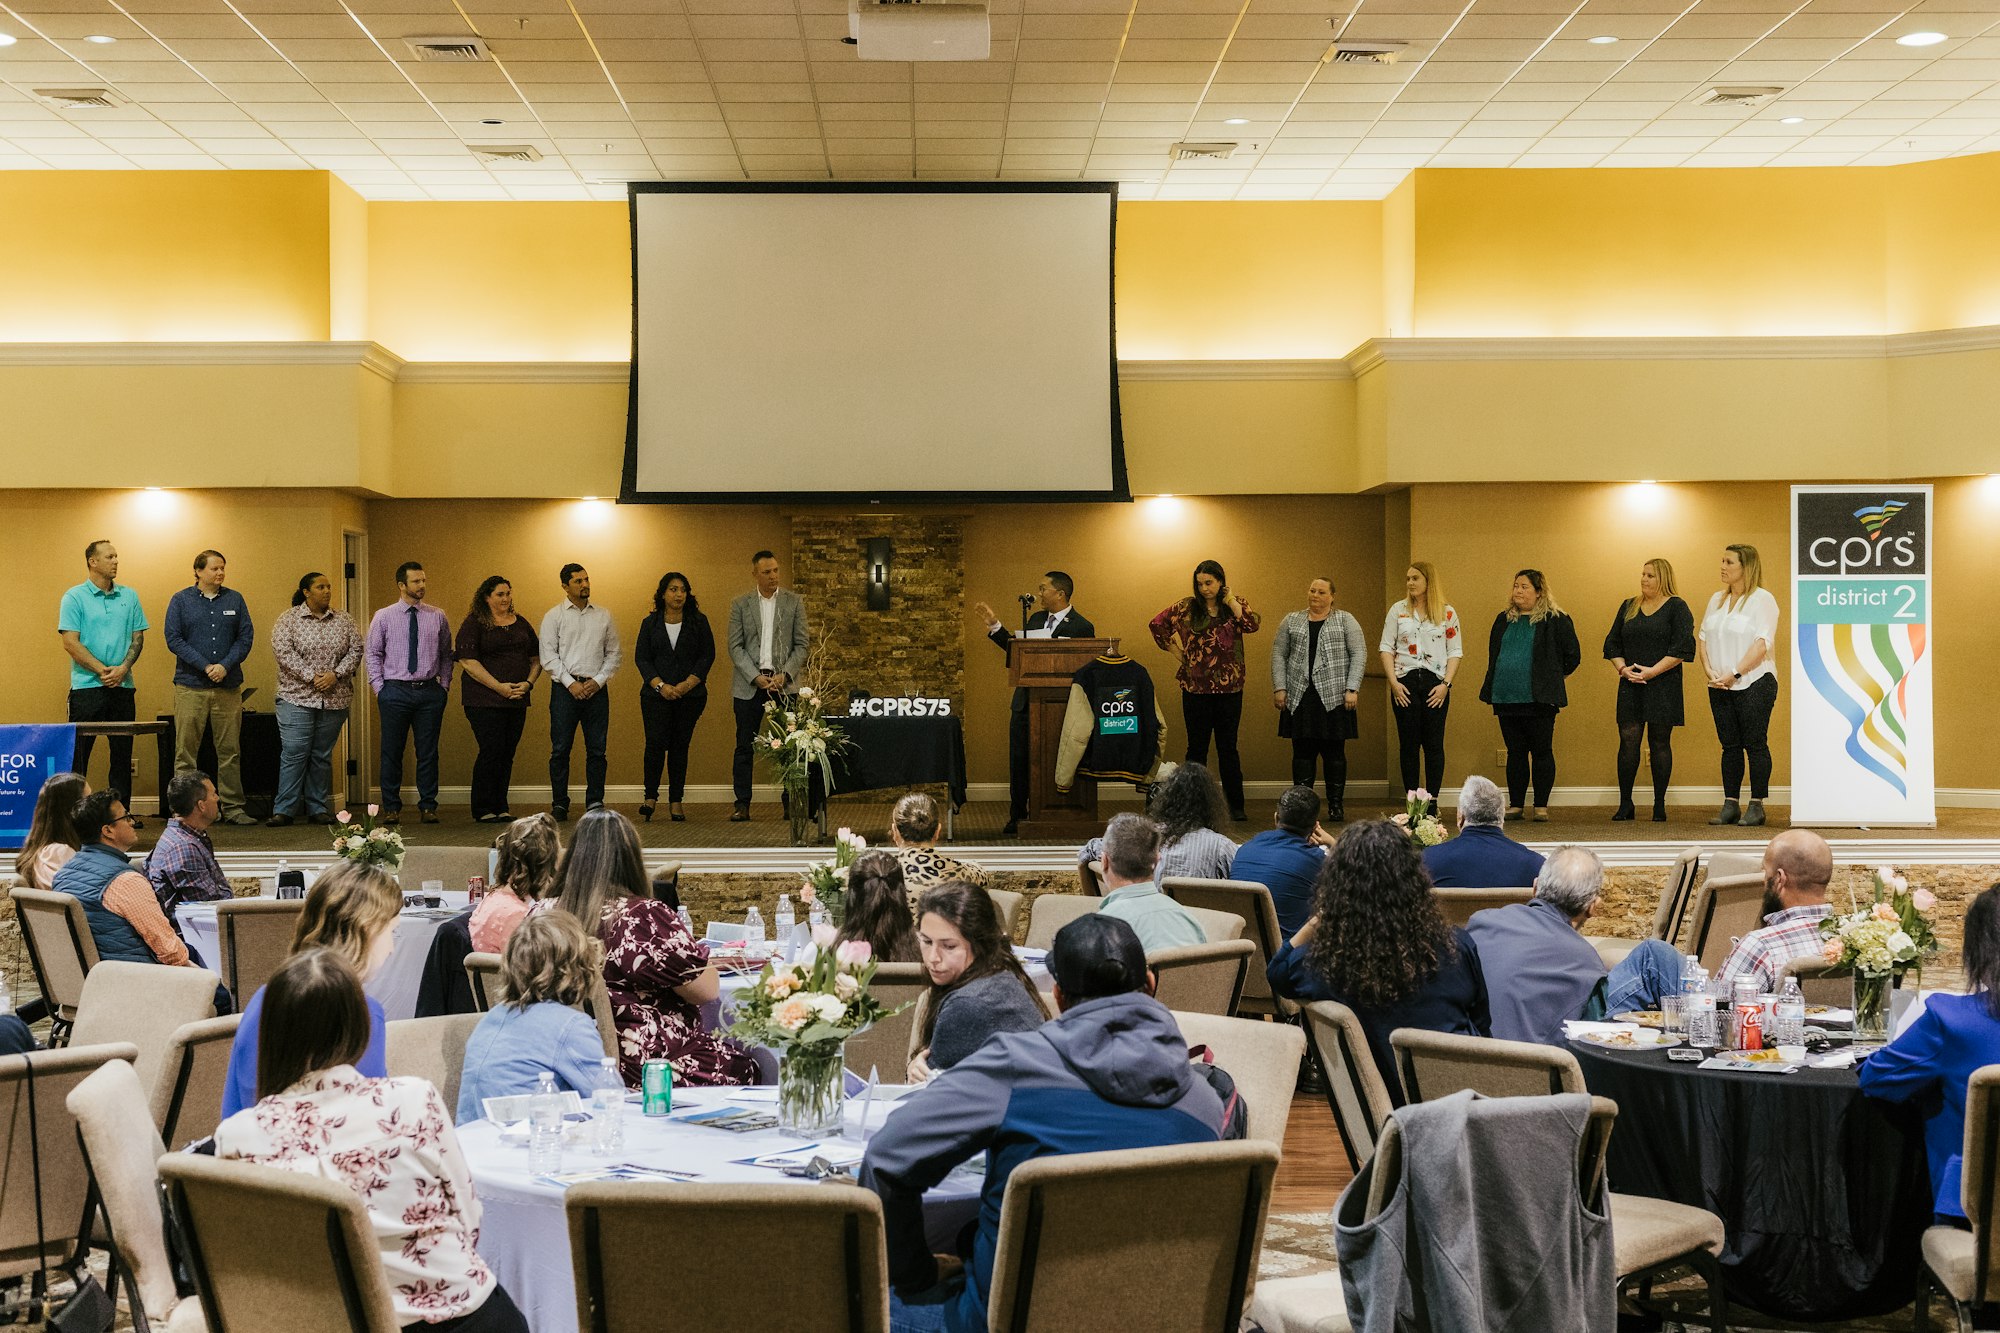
[1859,884,2000,1219]
[1268,819,1489,1103]
[457,909,611,1122]
[216,860,401,1126]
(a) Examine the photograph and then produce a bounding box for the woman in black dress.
[1602,558,1696,822]
[634,571,715,822]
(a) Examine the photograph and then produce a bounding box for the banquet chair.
[0,1043,138,1312]
[1172,1010,1306,1148]
[68,961,220,1098]
[1917,1064,2000,1333]
[1301,1000,1396,1173]
[845,962,925,1083]
[396,844,492,893]
[384,1014,481,1116]
[1776,955,1852,1008]
[1705,850,1763,882]
[10,887,99,1046]
[1686,872,1767,975]
[1183,906,1247,944]
[463,952,504,1011]
[152,1013,242,1150]
[1078,859,1106,896]
[1025,894,1098,950]
[1146,940,1255,1017]
[566,1181,889,1332]
[987,888,1024,941]
[160,1154,401,1333]
[986,1140,1278,1333]
[1589,849,1703,969]
[1431,887,1535,930]
[213,899,305,1000]
[67,1058,207,1332]
[1162,877,1292,1019]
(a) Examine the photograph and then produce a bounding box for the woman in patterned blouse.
[551,809,759,1086]
[1378,561,1462,811]
[1149,559,1261,821]
[216,948,529,1331]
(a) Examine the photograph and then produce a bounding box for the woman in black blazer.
[634,571,715,822]
[1476,569,1581,821]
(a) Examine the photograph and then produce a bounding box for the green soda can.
[641,1059,674,1116]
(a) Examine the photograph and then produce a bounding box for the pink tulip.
[835,940,872,966]
[336,810,352,825]
[1872,902,1898,922]
[798,884,816,905]
[1913,888,1938,912]
[811,922,839,950]
[367,804,379,817]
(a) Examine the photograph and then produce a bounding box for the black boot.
[1611,801,1635,821]
[1709,800,1740,826]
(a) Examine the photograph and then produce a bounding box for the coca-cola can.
[467,875,486,902]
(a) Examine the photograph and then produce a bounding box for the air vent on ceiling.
[1696,85,1784,107]
[1170,142,1238,161]
[1326,38,1406,64]
[470,144,542,162]
[404,35,490,62]
[34,87,122,109]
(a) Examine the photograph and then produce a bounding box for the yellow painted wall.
[328,180,369,342]
[1886,156,2000,334]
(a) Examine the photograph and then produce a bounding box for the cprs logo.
[1098,687,1139,735]
[1797,492,1927,577]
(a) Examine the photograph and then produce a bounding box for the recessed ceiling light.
[83,33,115,43]
[1224,117,1249,125]
[1587,35,1618,45]
[1896,31,1947,46]
[1781,116,1805,125]
[0,33,17,45]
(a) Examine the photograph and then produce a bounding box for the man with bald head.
[1716,829,1836,994]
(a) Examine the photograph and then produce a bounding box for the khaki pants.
[173,684,246,816]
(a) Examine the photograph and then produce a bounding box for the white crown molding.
[396,361,630,384]
[1116,359,1353,382]
[1347,324,2000,374]
[0,341,408,382]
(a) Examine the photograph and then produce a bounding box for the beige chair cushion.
[66,1059,197,1327]
[1183,905,1247,943]
[1172,1010,1305,1148]
[1609,1193,1724,1273]
[987,888,1023,941]
[1025,894,1099,951]
[1923,1225,1988,1303]
[1591,937,1640,968]
[384,1014,481,1115]
[1248,1271,1353,1333]
[69,961,220,1096]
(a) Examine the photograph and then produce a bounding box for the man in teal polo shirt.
[57,539,148,820]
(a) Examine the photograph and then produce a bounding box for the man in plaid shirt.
[145,770,234,917]
[1716,829,1834,994]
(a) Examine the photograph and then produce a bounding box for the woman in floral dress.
[552,808,759,1086]
[1149,559,1260,822]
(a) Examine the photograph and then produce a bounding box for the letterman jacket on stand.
[1056,654,1167,790]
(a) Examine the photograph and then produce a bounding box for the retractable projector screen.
[623,182,1126,504]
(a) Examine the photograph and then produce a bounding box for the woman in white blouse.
[1695,543,1781,827]
[1378,562,1462,812]
[216,948,529,1332]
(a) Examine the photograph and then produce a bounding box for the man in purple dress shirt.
[363,561,454,824]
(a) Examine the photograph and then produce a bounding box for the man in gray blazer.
[726,549,809,821]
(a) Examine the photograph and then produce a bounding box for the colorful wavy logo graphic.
[1853,499,1909,541]
[1797,622,1927,798]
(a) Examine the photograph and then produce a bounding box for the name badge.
[222,609,237,616]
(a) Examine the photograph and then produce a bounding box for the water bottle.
[677,905,695,936]
[0,972,11,1016]
[589,1058,625,1156]
[1775,976,1806,1047]
[1686,964,1719,1050]
[744,905,766,947]
[528,1071,564,1175]
[808,899,827,931]
[774,894,797,961]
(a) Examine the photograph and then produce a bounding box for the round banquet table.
[1569,1038,1931,1323]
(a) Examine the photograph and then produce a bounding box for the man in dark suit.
[1421,775,1546,888]
[974,570,1094,836]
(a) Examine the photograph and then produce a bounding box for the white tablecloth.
[175,891,469,1020]
[463,1090,979,1333]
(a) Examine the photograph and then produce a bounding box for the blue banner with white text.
[0,725,77,850]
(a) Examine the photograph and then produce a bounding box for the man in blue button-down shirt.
[163,550,257,825]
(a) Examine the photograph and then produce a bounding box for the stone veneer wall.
[789,513,965,712]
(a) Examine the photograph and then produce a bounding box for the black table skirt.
[1571,1040,1931,1322]
[832,714,967,807]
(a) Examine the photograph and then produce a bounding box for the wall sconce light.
[865,537,892,611]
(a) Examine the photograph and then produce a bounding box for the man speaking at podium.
[974,572,1095,837]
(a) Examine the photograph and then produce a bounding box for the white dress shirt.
[757,592,778,672]
[539,600,621,686]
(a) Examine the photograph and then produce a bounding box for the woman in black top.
[634,571,714,822]
[455,576,542,822]
[1475,569,1582,821]
[1601,558,1697,822]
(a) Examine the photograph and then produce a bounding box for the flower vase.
[777,1039,847,1135]
[1852,971,1892,1043]
[785,772,813,847]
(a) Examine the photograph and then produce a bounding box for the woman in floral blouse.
[215,948,528,1331]
[1378,561,1461,810]
[552,808,759,1086]
[1149,559,1261,821]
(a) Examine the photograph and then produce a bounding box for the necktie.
[406,605,420,676]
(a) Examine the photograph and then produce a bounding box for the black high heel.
[639,802,656,822]
[671,804,686,822]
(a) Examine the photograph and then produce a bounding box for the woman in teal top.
[1477,570,1581,821]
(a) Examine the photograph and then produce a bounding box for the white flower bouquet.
[331,804,405,870]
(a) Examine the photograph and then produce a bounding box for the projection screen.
[623,182,1125,503]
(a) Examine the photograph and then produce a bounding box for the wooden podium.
[1009,637,1112,840]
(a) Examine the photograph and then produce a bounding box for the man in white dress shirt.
[539,563,619,820]
[726,549,809,822]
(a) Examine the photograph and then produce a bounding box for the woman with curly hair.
[458,909,614,1120]
[469,811,563,954]
[1267,819,1488,1099]
[1076,762,1237,882]
[834,849,920,963]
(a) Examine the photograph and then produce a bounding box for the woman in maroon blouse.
[1150,559,1261,822]
[455,576,542,823]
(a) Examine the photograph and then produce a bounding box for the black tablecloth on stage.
[1571,1039,1931,1323]
[832,714,967,808]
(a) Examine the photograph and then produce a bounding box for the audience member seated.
[1094,813,1208,952]
[145,770,235,915]
[1859,884,2000,1220]
[910,881,1048,1083]
[1421,776,1545,888]
[1716,828,1837,994]
[1077,763,1238,882]
[0,1014,34,1055]
[834,850,920,964]
[1268,820,1490,1099]
[553,808,757,1086]
[221,859,402,1118]
[215,948,529,1333]
[469,813,561,955]
[862,914,1227,1333]
[458,910,612,1121]
[16,770,88,891]
[889,793,988,904]
[1227,784,1332,936]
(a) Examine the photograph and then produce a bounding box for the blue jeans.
[378,680,446,812]
[274,699,347,818]
[549,687,610,811]
[1604,938,1685,1013]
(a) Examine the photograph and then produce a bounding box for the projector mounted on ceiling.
[847,0,990,62]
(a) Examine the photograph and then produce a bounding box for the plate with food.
[1710,1048,1804,1071]
[1611,1010,1665,1029]
[1573,1028,1677,1051]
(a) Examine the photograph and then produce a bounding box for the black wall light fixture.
[866,538,893,611]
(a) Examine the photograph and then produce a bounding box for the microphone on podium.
[1017,592,1036,633]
